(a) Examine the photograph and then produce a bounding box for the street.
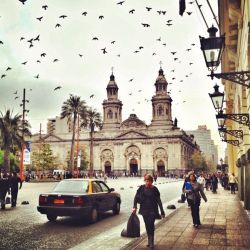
[0,177,183,250]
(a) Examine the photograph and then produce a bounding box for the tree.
[187,150,208,172]
[31,143,57,171]
[0,109,31,173]
[80,107,102,177]
[60,94,87,174]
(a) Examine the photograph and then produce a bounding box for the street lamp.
[200,26,250,88]
[209,84,224,113]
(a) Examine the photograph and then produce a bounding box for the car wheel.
[89,208,98,223]
[112,201,120,215]
[47,214,57,222]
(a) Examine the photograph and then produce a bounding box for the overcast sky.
[0,0,225,158]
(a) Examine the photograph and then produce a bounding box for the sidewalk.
[123,187,250,250]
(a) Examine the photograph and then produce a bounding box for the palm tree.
[81,107,102,178]
[0,109,31,173]
[60,94,87,174]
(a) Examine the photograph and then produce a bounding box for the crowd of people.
[0,171,22,209]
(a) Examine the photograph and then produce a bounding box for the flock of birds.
[0,0,201,115]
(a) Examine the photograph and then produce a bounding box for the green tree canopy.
[187,151,208,172]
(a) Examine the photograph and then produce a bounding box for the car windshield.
[53,180,88,193]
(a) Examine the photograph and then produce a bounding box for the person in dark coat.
[211,173,218,193]
[9,172,22,207]
[133,174,165,249]
[0,173,10,209]
[184,173,207,228]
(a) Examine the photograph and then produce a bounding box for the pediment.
[39,134,63,142]
[116,130,148,139]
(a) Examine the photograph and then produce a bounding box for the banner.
[23,141,31,165]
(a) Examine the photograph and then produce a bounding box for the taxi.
[37,178,121,223]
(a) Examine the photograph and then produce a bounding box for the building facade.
[218,0,250,209]
[186,125,218,168]
[31,68,199,176]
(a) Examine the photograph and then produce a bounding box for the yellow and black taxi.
[37,178,121,223]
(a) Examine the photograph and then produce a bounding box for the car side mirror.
[109,188,115,192]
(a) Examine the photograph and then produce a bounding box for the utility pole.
[19,88,29,180]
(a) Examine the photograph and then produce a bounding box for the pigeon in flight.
[171,51,177,55]
[20,37,25,41]
[139,46,143,49]
[129,9,135,14]
[36,16,43,21]
[37,60,41,63]
[53,59,58,62]
[29,43,33,48]
[19,0,27,4]
[99,15,104,19]
[167,20,172,23]
[34,74,39,79]
[89,94,94,98]
[146,7,152,11]
[41,53,46,57]
[1,74,6,79]
[117,1,125,5]
[59,15,67,19]
[34,35,40,41]
[166,23,173,26]
[141,23,150,27]
[6,67,12,71]
[79,54,83,57]
[92,37,98,40]
[27,38,33,43]
[14,96,19,100]
[129,78,134,82]
[111,41,115,44]
[82,11,87,16]
[101,48,107,54]
[42,5,48,10]
[156,37,161,41]
[187,12,192,15]
[13,91,18,94]
[191,43,195,46]
[22,61,28,65]
[54,86,61,91]
[55,23,61,28]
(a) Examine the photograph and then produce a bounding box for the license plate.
[54,199,64,204]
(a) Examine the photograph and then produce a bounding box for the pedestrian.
[197,172,206,191]
[104,174,108,183]
[0,173,10,210]
[184,173,207,228]
[9,172,22,207]
[132,174,165,249]
[211,173,218,193]
[229,173,237,194]
[153,173,157,183]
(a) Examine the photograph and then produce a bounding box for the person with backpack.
[132,174,165,249]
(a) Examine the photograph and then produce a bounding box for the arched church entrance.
[104,161,111,175]
[130,158,138,176]
[157,160,165,177]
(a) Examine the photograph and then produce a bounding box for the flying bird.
[20,37,25,41]
[191,43,195,46]
[152,53,156,56]
[14,96,19,100]
[167,20,172,23]
[156,37,161,41]
[162,43,166,46]
[139,46,143,49]
[42,5,48,10]
[19,0,27,4]
[6,67,12,71]
[55,23,61,28]
[166,23,173,26]
[111,41,115,44]
[186,48,191,51]
[53,59,58,62]
[82,11,87,16]
[36,60,41,63]
[187,12,192,15]
[171,51,177,55]
[134,50,139,53]
[189,62,193,65]
[141,23,150,27]
[36,16,43,21]
[59,15,67,19]
[99,15,104,19]
[79,54,83,57]
[157,11,162,15]
[21,61,27,65]
[89,94,94,98]
[129,78,134,82]
[92,37,98,40]
[101,48,107,54]
[29,43,33,48]
[117,1,125,5]
[34,74,39,79]
[129,9,135,14]
[54,86,61,91]
[161,11,166,15]
[41,53,46,57]
[34,35,40,41]
[1,74,6,79]
[27,38,33,43]
[146,7,152,11]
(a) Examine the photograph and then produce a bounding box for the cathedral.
[32,67,199,176]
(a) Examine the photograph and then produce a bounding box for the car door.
[98,181,115,211]
[92,181,106,212]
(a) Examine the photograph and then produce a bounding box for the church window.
[157,106,164,116]
[166,108,168,115]
[107,110,113,119]
[115,112,117,118]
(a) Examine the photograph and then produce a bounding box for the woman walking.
[132,174,165,249]
[185,173,207,228]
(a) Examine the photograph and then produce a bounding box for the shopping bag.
[5,195,11,204]
[121,213,140,238]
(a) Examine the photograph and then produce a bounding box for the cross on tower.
[159,61,163,69]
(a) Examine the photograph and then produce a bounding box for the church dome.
[107,73,118,89]
[120,114,147,128]
[155,68,167,84]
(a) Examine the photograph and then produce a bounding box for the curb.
[120,203,185,250]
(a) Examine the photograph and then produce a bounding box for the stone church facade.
[31,68,199,176]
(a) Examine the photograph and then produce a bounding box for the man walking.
[0,173,10,209]
[9,172,22,207]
